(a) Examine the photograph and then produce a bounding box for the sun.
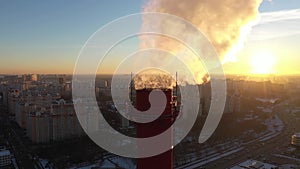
[251,51,276,74]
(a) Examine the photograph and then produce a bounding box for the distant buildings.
[22,74,38,82]
[199,79,242,115]
[7,88,20,115]
[0,74,85,144]
[0,74,294,147]
[13,92,52,123]
[199,83,211,115]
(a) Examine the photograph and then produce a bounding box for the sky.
[0,0,300,75]
[226,0,300,75]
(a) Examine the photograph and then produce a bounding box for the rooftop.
[231,159,278,169]
[0,150,11,156]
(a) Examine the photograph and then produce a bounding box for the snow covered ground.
[259,115,283,142]
[273,154,300,162]
[230,159,277,169]
[176,115,284,169]
[176,147,244,169]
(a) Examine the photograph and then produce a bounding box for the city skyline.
[1,1,300,168]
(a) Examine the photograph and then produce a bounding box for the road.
[0,105,40,169]
[203,102,294,169]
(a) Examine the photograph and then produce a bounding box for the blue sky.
[0,0,300,74]
[0,1,144,48]
[0,0,143,73]
[259,0,300,12]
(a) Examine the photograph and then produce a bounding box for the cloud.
[260,8,300,24]
[249,8,300,41]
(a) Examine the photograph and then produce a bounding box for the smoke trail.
[134,71,175,90]
[139,0,262,84]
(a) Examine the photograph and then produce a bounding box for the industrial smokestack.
[129,57,185,169]
[136,88,174,169]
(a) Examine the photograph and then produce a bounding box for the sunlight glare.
[251,51,276,74]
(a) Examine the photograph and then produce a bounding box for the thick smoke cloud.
[141,0,262,62]
[138,0,262,84]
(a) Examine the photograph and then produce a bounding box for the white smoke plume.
[134,71,175,90]
[138,0,262,85]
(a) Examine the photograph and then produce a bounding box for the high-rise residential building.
[15,102,32,129]
[7,89,20,115]
[50,99,84,141]
[26,109,51,143]
[25,99,84,143]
